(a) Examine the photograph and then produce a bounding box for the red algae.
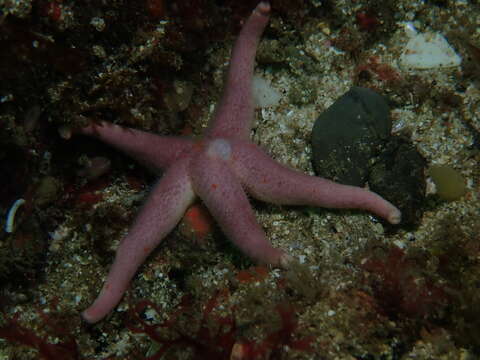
[362,245,448,320]
[0,311,79,360]
[126,285,314,359]
[145,0,165,19]
[236,266,270,284]
[356,11,380,32]
[41,1,63,22]
[355,56,401,84]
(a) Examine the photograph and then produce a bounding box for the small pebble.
[429,165,466,201]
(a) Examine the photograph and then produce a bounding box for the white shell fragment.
[399,32,461,70]
[5,199,26,233]
[252,75,281,108]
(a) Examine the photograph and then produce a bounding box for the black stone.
[310,87,426,226]
[311,86,391,186]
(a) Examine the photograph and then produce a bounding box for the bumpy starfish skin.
[74,2,401,323]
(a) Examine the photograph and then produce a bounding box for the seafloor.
[0,0,479,359]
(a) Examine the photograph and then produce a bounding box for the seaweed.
[126,287,314,359]
[0,309,79,360]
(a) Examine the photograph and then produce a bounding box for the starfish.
[68,1,401,323]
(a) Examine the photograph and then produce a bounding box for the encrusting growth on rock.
[63,1,401,324]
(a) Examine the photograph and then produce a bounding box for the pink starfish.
[70,1,401,323]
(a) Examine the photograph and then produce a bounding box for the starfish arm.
[190,143,286,266]
[233,141,402,224]
[82,159,195,323]
[78,121,194,171]
[206,2,270,140]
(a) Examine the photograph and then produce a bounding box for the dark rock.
[369,137,426,227]
[310,87,427,226]
[311,86,391,186]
